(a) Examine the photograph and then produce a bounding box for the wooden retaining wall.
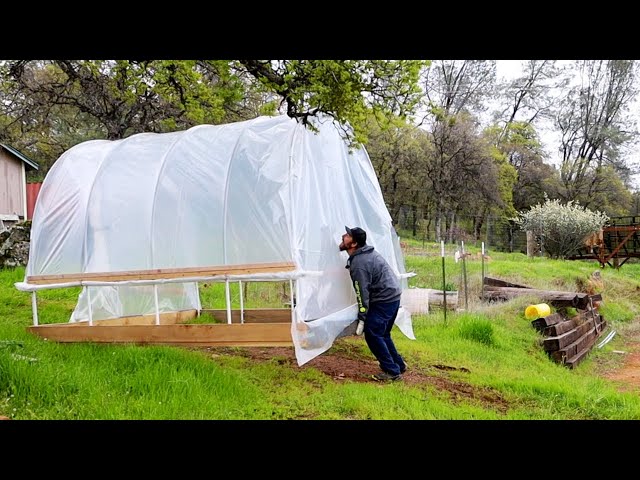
[531,303,607,369]
[28,308,294,347]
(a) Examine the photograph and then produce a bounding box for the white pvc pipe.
[153,284,160,325]
[87,287,93,326]
[225,280,232,324]
[17,270,320,327]
[31,291,38,326]
[14,269,320,292]
[239,281,244,324]
[289,279,295,324]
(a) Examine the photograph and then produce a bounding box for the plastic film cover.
[23,115,414,364]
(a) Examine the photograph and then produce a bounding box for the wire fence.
[395,210,530,253]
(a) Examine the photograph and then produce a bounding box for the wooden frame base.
[28,308,294,347]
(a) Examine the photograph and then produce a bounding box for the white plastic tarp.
[22,114,415,365]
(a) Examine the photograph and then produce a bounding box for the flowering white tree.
[512,197,609,259]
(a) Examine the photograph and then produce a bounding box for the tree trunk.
[526,230,536,257]
[411,205,418,236]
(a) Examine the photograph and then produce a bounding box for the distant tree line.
[1,60,639,242]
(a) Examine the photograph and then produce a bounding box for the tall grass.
[3,242,640,420]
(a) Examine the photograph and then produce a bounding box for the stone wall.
[0,220,31,268]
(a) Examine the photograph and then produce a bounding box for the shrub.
[512,198,609,259]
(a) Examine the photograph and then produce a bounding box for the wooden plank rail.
[28,323,294,347]
[201,308,292,324]
[26,261,297,285]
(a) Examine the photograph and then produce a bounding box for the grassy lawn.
[2,239,640,421]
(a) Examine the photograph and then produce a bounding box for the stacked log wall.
[482,277,606,369]
[531,305,606,369]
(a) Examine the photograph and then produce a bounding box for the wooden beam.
[531,313,566,332]
[483,286,590,309]
[543,313,602,337]
[601,228,640,265]
[483,276,532,289]
[26,261,296,285]
[28,322,293,346]
[69,310,198,326]
[551,321,607,368]
[543,315,605,352]
[200,308,291,324]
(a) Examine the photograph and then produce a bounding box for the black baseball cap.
[345,226,367,246]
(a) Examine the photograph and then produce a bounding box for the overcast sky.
[495,60,563,158]
[496,60,640,189]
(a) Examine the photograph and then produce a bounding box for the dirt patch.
[192,335,640,413]
[196,339,509,414]
[593,321,640,394]
[599,341,640,394]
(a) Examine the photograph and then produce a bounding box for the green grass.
[3,243,640,420]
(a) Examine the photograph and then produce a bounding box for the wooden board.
[543,315,604,352]
[483,276,532,289]
[26,261,296,285]
[483,286,590,309]
[564,323,607,369]
[200,309,292,324]
[28,322,293,347]
[550,321,607,365]
[542,311,602,337]
[531,313,566,331]
[69,310,198,326]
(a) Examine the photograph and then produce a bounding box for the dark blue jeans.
[363,299,405,376]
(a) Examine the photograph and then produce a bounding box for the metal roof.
[0,143,39,170]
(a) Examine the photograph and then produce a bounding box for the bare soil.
[198,339,511,413]
[197,331,640,414]
[599,341,640,394]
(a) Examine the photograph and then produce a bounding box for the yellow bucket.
[525,303,551,319]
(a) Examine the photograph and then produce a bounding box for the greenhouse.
[15,114,415,365]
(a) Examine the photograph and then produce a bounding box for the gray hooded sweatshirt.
[346,245,402,322]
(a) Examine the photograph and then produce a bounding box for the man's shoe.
[372,372,402,382]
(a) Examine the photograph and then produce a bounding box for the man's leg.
[380,300,405,372]
[364,301,402,376]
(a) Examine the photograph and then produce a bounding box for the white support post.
[86,287,93,326]
[239,281,244,324]
[225,280,232,324]
[153,284,160,325]
[289,278,295,323]
[31,291,39,326]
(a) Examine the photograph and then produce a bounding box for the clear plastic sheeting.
[21,114,414,365]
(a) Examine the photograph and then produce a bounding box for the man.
[339,226,407,381]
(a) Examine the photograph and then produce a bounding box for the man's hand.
[355,320,365,335]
